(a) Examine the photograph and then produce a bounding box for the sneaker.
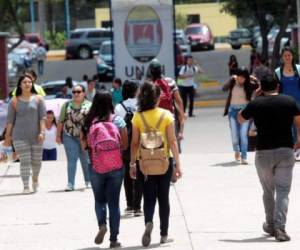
[124,207,134,214]
[65,183,74,192]
[32,181,39,193]
[274,228,291,242]
[109,241,121,248]
[85,181,91,189]
[160,235,168,244]
[23,187,31,195]
[241,159,248,165]
[134,209,143,217]
[94,224,107,245]
[235,152,241,161]
[263,222,275,236]
[142,222,153,247]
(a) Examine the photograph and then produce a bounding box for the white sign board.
[111,0,175,81]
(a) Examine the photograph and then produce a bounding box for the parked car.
[175,29,191,57]
[228,28,252,50]
[185,23,214,51]
[8,57,18,84]
[250,26,261,48]
[175,29,187,40]
[176,37,191,58]
[256,28,291,56]
[41,80,80,99]
[65,28,112,60]
[96,40,114,80]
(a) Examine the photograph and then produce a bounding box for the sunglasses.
[72,90,82,94]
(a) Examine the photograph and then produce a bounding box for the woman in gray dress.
[4,75,46,194]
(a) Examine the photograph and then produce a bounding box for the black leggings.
[179,86,195,116]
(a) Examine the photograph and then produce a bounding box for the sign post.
[0,32,9,99]
[111,0,175,81]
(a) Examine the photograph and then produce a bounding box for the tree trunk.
[7,1,25,53]
[270,0,292,70]
[255,1,271,61]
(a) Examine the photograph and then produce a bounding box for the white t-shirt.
[179,65,198,87]
[114,98,137,118]
[43,125,57,150]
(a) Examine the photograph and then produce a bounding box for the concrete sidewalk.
[1,153,300,250]
[1,107,300,250]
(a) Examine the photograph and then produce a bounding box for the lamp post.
[65,0,71,39]
[30,0,35,33]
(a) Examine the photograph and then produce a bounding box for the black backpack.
[120,102,134,161]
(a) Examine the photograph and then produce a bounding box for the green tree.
[222,0,295,69]
[176,12,187,29]
[0,0,28,52]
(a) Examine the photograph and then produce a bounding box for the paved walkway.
[1,108,300,250]
[1,152,300,250]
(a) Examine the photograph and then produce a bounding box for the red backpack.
[154,78,174,113]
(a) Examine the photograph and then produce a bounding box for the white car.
[41,80,80,99]
[256,28,291,56]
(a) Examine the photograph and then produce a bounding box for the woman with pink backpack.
[81,91,128,248]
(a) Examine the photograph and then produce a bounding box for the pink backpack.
[87,116,123,174]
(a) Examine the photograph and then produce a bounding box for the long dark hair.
[83,91,114,135]
[138,81,160,112]
[16,75,38,96]
[46,110,57,127]
[235,67,252,101]
[228,55,237,64]
[281,46,295,65]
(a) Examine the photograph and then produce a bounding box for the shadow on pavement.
[219,235,275,243]
[211,161,240,167]
[77,243,168,250]
[0,192,25,198]
[48,188,86,193]
[0,174,20,178]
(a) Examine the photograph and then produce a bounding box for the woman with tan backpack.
[129,81,182,247]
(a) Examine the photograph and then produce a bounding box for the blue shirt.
[281,74,300,103]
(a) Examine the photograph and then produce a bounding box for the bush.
[44,31,67,50]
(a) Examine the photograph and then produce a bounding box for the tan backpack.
[139,111,169,175]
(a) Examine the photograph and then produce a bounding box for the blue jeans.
[89,165,124,242]
[255,148,294,229]
[228,105,250,160]
[38,60,44,75]
[42,148,57,161]
[63,133,90,187]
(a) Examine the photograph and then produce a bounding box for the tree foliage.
[222,0,296,69]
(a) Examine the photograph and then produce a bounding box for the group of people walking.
[4,45,300,246]
[224,46,300,242]
[2,56,193,247]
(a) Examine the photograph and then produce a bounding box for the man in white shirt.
[178,55,203,117]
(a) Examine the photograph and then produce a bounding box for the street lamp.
[65,0,71,39]
[30,0,35,33]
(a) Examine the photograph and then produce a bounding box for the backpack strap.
[275,67,281,81]
[140,112,151,132]
[120,102,129,113]
[295,64,300,77]
[155,111,166,130]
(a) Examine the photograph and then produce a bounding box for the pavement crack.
[172,185,195,250]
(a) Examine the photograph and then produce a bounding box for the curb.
[194,99,225,108]
[46,50,65,61]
